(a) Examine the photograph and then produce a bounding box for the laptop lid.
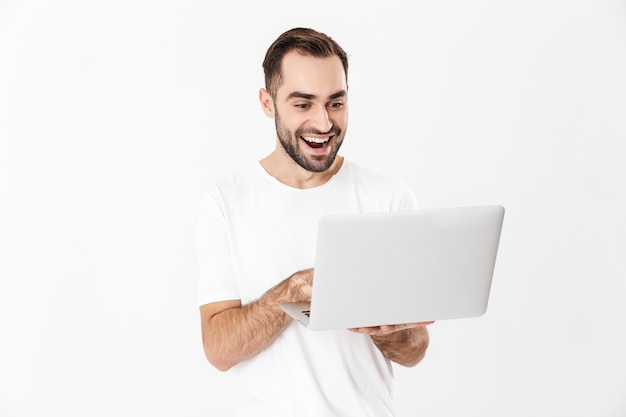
[281,205,505,330]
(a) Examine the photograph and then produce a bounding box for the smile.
[302,135,333,149]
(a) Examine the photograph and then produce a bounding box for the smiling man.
[198,28,431,416]
[259,43,348,185]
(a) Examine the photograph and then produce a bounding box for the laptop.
[280,205,505,330]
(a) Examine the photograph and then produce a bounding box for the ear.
[259,88,275,119]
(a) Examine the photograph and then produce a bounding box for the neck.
[259,150,344,189]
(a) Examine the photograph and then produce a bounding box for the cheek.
[332,109,348,124]
[279,109,307,130]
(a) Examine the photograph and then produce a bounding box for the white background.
[1,1,625,416]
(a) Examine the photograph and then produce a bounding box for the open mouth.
[301,135,333,149]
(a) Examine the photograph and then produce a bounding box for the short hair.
[262,27,349,98]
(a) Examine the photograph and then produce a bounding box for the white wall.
[1,1,625,416]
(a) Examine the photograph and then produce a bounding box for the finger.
[378,325,396,332]
[408,321,435,327]
[377,322,434,333]
[349,326,382,334]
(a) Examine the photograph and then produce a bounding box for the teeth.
[303,136,330,144]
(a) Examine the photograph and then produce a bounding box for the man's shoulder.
[343,160,406,188]
[199,163,261,206]
[210,162,264,192]
[342,160,419,210]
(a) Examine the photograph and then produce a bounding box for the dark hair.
[262,27,349,98]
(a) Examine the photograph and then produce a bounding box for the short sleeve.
[197,185,240,306]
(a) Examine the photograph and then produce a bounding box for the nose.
[311,106,333,133]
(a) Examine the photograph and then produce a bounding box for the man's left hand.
[348,322,434,336]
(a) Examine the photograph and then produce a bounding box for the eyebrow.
[286,90,347,101]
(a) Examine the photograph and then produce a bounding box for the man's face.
[272,51,348,173]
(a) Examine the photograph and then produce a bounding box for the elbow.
[211,360,234,373]
[201,327,236,371]
[203,345,235,372]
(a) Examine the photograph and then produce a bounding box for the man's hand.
[349,322,433,367]
[348,321,434,336]
[279,268,313,303]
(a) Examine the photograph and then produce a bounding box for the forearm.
[201,269,312,371]
[371,326,430,367]
[204,294,290,371]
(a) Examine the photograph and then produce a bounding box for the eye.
[328,101,344,109]
[295,103,310,110]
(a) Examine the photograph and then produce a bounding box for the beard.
[274,110,346,173]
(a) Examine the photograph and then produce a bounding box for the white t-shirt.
[198,160,419,417]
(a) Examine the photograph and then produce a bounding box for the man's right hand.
[274,268,313,304]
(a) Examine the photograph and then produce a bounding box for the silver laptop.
[280,205,505,330]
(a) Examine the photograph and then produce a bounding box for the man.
[198,27,431,416]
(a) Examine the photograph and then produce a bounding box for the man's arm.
[199,269,312,372]
[351,323,432,367]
